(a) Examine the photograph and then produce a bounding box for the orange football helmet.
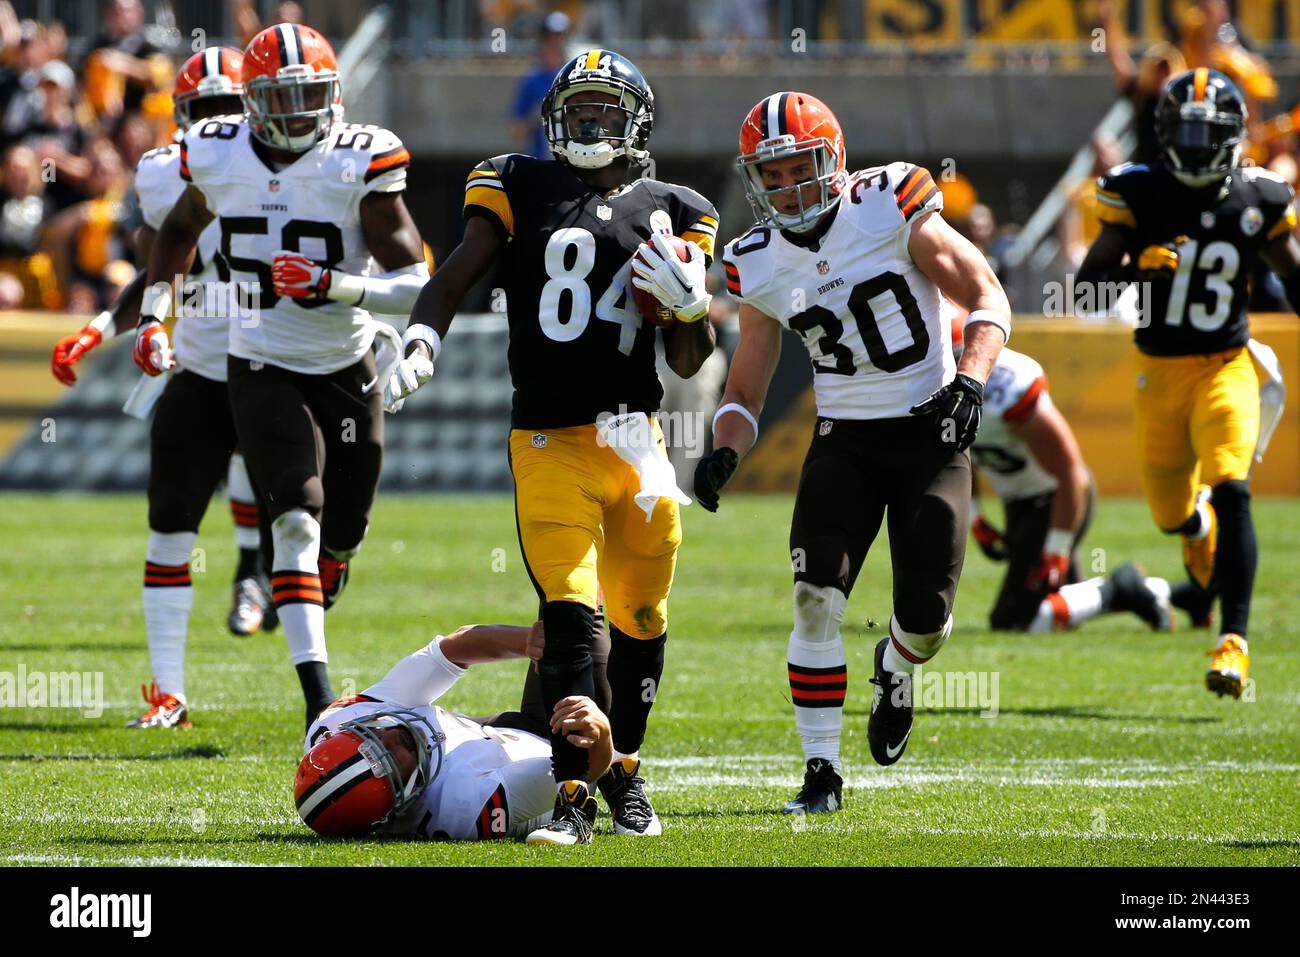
[241,22,342,152]
[172,47,244,130]
[294,707,443,837]
[736,92,847,232]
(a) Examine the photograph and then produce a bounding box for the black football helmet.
[1155,67,1248,188]
[541,49,654,170]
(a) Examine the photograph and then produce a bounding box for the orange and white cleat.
[1206,634,1250,699]
[126,681,192,729]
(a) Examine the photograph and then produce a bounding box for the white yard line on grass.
[3,853,279,867]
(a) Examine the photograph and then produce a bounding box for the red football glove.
[51,325,103,385]
[133,321,174,376]
[971,516,1007,562]
[1026,552,1070,595]
[272,250,332,299]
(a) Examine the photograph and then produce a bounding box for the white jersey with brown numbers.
[970,347,1059,502]
[135,143,227,382]
[722,163,954,420]
[179,114,410,375]
[304,657,558,842]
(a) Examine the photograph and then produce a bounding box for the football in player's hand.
[631,234,690,328]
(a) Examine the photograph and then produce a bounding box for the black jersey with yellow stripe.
[464,154,719,429]
[1095,161,1295,356]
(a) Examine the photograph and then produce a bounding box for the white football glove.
[630,233,711,322]
[382,350,435,413]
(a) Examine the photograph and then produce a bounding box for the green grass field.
[2,493,1298,866]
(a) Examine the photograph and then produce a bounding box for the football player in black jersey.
[1078,68,1300,698]
[390,50,721,845]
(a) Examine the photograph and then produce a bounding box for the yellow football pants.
[1134,346,1260,532]
[509,422,681,639]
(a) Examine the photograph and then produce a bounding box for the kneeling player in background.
[962,321,1174,634]
[295,622,611,841]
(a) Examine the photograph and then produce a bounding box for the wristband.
[403,323,442,363]
[88,310,113,334]
[327,270,366,307]
[712,402,759,439]
[965,309,1011,344]
[1044,528,1074,558]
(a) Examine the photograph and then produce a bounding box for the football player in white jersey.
[134,23,429,729]
[957,319,1174,634]
[696,93,1011,813]
[50,48,280,730]
[295,621,611,842]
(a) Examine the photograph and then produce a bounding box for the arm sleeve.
[362,636,467,708]
[329,261,431,314]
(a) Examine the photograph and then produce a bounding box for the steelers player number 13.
[1163,238,1238,331]
[538,227,641,355]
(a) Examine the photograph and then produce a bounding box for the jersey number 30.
[789,271,930,375]
[538,228,641,355]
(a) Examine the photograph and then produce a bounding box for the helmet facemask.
[545,81,651,170]
[738,135,846,233]
[175,74,243,130]
[245,69,341,152]
[335,708,444,828]
[1160,100,1245,188]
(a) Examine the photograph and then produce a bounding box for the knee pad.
[791,582,847,645]
[272,509,321,573]
[890,613,953,665]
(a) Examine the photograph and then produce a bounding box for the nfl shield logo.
[1201,211,1215,229]
[597,205,612,221]
[817,260,830,275]
[269,178,280,193]
[531,433,547,448]
[818,420,833,436]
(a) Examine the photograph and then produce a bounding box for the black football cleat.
[868,637,913,766]
[1108,563,1172,631]
[597,757,662,836]
[781,758,843,814]
[526,781,598,846]
[1170,581,1215,630]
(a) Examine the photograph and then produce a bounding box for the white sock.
[788,584,848,773]
[142,530,196,701]
[1186,494,1213,541]
[227,454,260,550]
[1059,578,1107,625]
[271,510,327,666]
[884,614,952,675]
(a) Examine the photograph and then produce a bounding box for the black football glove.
[909,373,984,453]
[693,447,739,513]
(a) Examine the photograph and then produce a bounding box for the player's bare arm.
[661,303,717,378]
[409,216,502,349]
[438,622,538,668]
[361,192,424,271]
[908,209,1008,384]
[1013,398,1090,543]
[693,303,781,512]
[128,185,209,376]
[145,184,210,299]
[50,236,151,385]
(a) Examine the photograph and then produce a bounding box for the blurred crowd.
[3,0,1299,317]
[0,0,305,313]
